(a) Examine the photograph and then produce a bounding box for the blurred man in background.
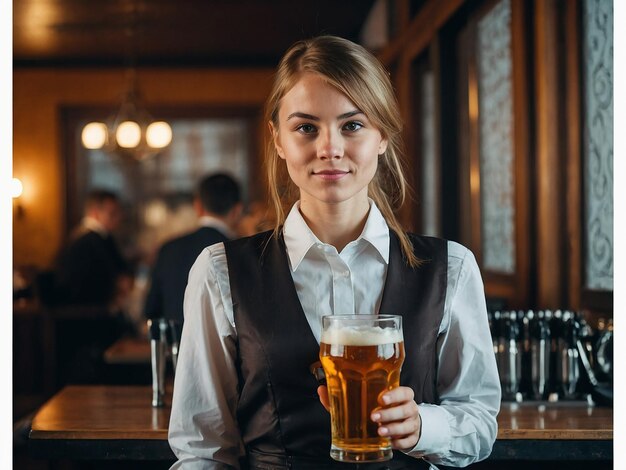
[56,189,134,308]
[144,173,242,325]
[52,189,135,385]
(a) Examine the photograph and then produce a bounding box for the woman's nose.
[316,129,343,160]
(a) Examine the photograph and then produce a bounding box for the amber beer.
[320,315,405,463]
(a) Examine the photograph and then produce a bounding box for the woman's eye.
[343,121,363,132]
[296,123,317,134]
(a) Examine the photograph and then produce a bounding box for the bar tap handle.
[167,320,180,374]
[500,312,522,401]
[530,311,551,400]
[561,313,580,399]
[148,318,167,407]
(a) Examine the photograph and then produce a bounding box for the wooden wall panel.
[534,0,565,308]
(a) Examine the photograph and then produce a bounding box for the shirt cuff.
[405,403,451,458]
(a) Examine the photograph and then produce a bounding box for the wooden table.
[29,386,613,461]
[492,401,613,460]
[29,385,174,460]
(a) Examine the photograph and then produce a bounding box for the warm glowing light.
[144,200,169,226]
[116,121,142,148]
[146,121,173,148]
[81,122,107,149]
[12,178,24,198]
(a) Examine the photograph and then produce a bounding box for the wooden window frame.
[59,105,263,241]
[563,0,613,314]
[458,0,531,308]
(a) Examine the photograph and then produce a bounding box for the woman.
[169,36,500,469]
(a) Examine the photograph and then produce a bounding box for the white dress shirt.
[169,201,501,469]
[198,215,235,239]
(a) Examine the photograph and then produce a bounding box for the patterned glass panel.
[583,0,613,291]
[476,0,515,273]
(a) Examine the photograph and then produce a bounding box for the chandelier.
[81,70,172,161]
[80,1,171,161]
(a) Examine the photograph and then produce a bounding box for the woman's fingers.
[317,385,330,411]
[370,386,421,451]
[377,416,421,437]
[379,386,415,406]
[371,400,419,423]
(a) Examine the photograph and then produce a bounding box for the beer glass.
[320,314,405,463]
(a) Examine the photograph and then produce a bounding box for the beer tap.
[530,310,551,400]
[167,320,180,373]
[559,311,580,399]
[499,311,522,401]
[148,318,168,407]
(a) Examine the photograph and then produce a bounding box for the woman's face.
[272,73,387,209]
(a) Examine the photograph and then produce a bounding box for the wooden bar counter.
[29,385,613,461]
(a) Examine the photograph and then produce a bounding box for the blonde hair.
[265,35,418,267]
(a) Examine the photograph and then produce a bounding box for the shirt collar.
[198,215,234,239]
[283,198,390,272]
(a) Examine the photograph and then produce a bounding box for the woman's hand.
[371,386,421,451]
[317,385,421,452]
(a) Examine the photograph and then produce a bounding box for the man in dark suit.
[52,189,135,384]
[56,189,133,308]
[144,173,242,325]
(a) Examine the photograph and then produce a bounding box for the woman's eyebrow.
[287,112,318,121]
[286,110,363,121]
[337,110,363,120]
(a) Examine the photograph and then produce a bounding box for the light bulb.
[146,121,173,148]
[116,121,142,148]
[81,122,107,149]
[12,178,24,198]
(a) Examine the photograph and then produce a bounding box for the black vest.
[225,230,448,470]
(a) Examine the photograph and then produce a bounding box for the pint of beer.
[320,315,405,463]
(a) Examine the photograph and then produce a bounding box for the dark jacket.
[144,226,229,324]
[56,229,131,306]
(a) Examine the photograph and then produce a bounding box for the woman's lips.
[313,170,349,180]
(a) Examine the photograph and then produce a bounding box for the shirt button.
[342,270,350,277]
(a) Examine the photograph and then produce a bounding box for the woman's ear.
[378,137,388,156]
[269,121,285,159]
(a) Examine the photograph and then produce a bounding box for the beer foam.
[321,325,403,346]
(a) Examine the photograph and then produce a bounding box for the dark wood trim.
[408,57,425,234]
[406,47,440,236]
[490,439,613,461]
[583,291,614,313]
[438,18,463,242]
[465,18,483,264]
[396,53,416,231]
[429,38,443,237]
[510,0,532,307]
[392,0,412,39]
[28,438,176,461]
[534,0,564,308]
[457,24,473,249]
[27,437,613,462]
[377,0,465,65]
[564,0,583,311]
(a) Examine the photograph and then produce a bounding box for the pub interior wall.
[13,67,274,269]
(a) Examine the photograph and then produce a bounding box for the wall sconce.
[12,177,25,218]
